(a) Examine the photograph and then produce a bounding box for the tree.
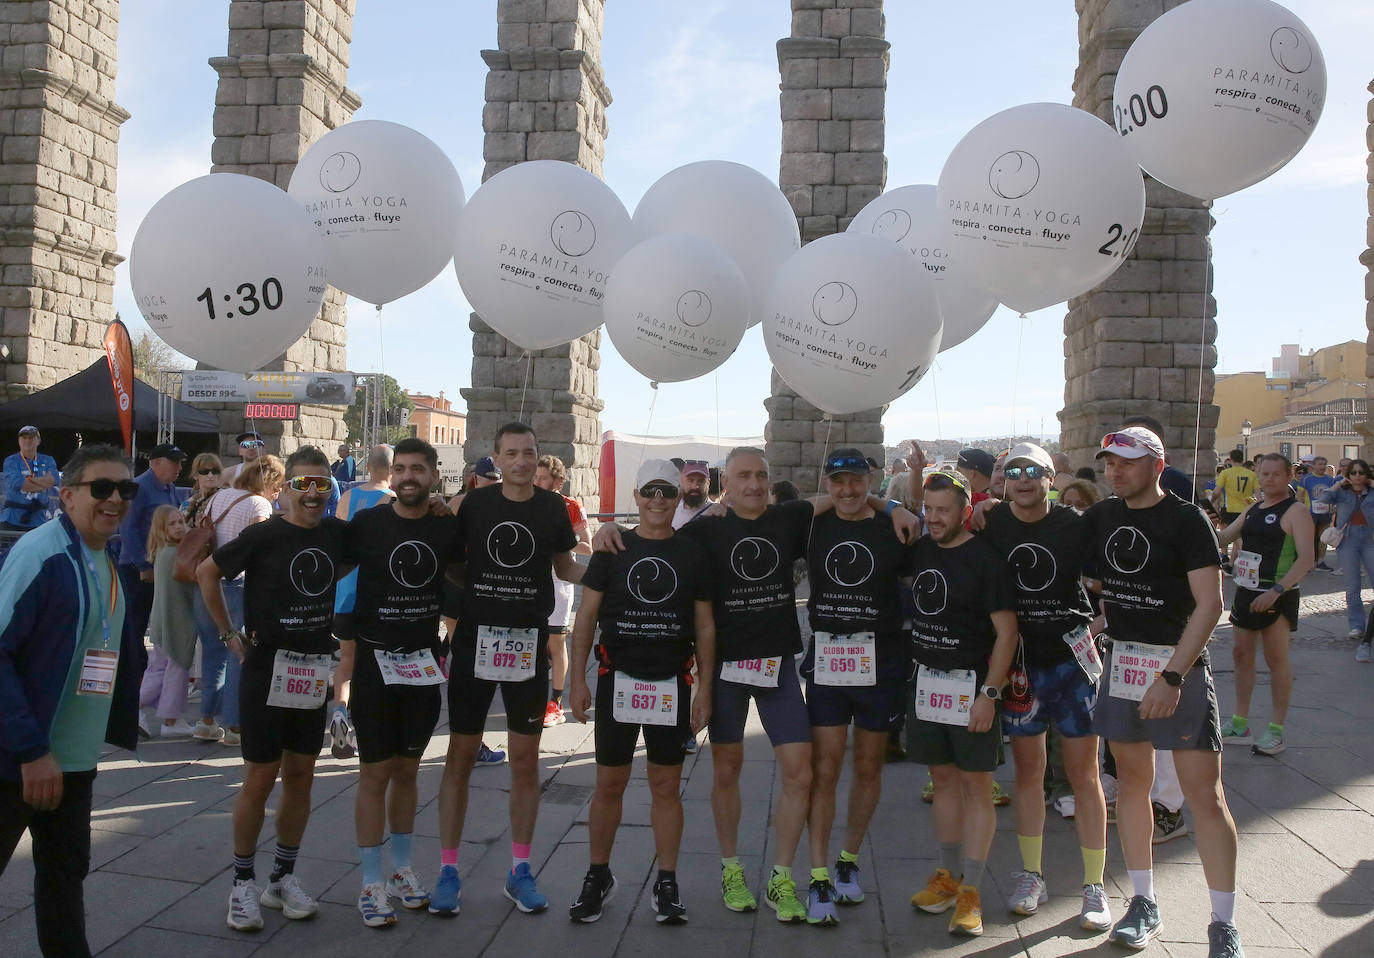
[344,373,414,445]
[130,328,186,384]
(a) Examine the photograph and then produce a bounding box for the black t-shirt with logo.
[803,509,912,675]
[1083,492,1220,647]
[213,515,346,660]
[980,501,1094,666]
[581,530,712,679]
[454,484,578,644]
[905,534,1016,682]
[677,499,813,661]
[343,504,463,652]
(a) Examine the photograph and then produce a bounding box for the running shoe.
[221,729,241,747]
[806,877,839,925]
[1007,870,1047,915]
[329,707,356,759]
[766,870,806,922]
[1152,801,1188,844]
[652,875,687,924]
[921,777,934,803]
[1207,919,1246,958]
[260,873,318,920]
[992,781,1011,807]
[358,881,397,927]
[1053,793,1076,819]
[543,700,565,727]
[159,719,198,737]
[428,864,461,915]
[505,862,548,913]
[1110,894,1162,949]
[137,710,151,738]
[833,859,864,904]
[1221,719,1252,745]
[227,879,265,931]
[1348,628,1364,640]
[193,721,223,742]
[475,742,506,767]
[1252,727,1285,756]
[387,867,430,909]
[948,885,983,936]
[568,869,615,922]
[1314,560,1333,572]
[1357,642,1371,664]
[911,867,961,913]
[1080,883,1112,931]
[683,734,698,755]
[721,860,757,912]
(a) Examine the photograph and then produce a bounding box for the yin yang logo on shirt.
[289,548,335,597]
[730,536,780,582]
[824,541,875,587]
[487,521,536,569]
[1008,543,1057,593]
[627,557,678,605]
[912,569,948,616]
[1104,526,1151,575]
[389,540,439,589]
[1264,513,1278,525]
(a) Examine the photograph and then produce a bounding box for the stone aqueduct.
[0,1,1368,497]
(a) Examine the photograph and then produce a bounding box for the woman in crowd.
[139,506,198,737]
[1058,479,1101,513]
[1317,458,1374,640]
[184,453,230,741]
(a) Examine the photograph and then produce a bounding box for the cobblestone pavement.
[2,571,1372,956]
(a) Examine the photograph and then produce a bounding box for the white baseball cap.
[635,458,681,490]
[1005,442,1054,473]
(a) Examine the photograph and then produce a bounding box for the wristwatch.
[1159,669,1184,688]
[1269,583,1286,594]
[980,684,1002,701]
[219,629,244,646]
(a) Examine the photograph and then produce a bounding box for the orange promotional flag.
[103,318,134,455]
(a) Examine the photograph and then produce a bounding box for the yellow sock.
[1017,834,1043,875]
[1082,846,1106,886]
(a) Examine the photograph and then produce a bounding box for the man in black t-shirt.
[978,442,1110,931]
[433,422,583,918]
[198,446,344,933]
[906,470,1018,939]
[1087,426,1240,955]
[563,460,714,925]
[338,438,461,928]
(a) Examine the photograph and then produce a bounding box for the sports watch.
[980,684,1002,701]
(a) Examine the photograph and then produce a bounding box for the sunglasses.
[923,470,969,493]
[286,475,332,493]
[197,468,221,476]
[639,483,680,499]
[1004,464,1051,481]
[71,478,139,501]
[240,440,265,449]
[824,454,871,475]
[1100,431,1150,450]
[1349,471,1369,478]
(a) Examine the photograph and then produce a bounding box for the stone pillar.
[1061,0,1218,480]
[460,0,608,501]
[765,0,888,494]
[207,0,360,456]
[1358,79,1374,454]
[0,1,129,399]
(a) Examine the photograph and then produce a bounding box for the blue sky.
[112,1,1371,446]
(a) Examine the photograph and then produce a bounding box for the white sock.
[1209,889,1236,925]
[1128,868,1155,901]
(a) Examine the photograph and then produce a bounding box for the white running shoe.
[192,722,223,742]
[260,873,318,920]
[159,719,198,737]
[1007,870,1048,915]
[358,881,397,927]
[227,880,265,931]
[387,866,431,909]
[1080,883,1112,931]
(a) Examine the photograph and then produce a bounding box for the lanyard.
[79,545,118,651]
[20,453,37,477]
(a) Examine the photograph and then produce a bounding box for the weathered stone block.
[834,151,884,185]
[791,11,822,37]
[817,119,849,152]
[831,88,883,119]
[821,8,851,37]
[816,57,852,89]
[813,185,847,216]
[765,419,812,443]
[483,132,525,162]
[782,58,817,89]
[850,9,885,37]
[780,152,834,186]
[781,119,818,153]
[849,119,883,151]
[781,88,832,120]
[528,131,579,160]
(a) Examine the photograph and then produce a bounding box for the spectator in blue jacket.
[1317,459,1374,639]
[332,443,356,485]
[2,425,59,532]
[0,444,144,957]
[115,444,185,650]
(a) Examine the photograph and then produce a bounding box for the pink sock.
[511,842,531,871]
[441,848,458,867]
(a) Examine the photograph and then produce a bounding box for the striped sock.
[269,843,298,882]
[233,853,256,883]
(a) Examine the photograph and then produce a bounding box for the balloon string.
[713,369,721,458]
[816,416,834,498]
[931,362,944,448]
[517,351,532,423]
[1190,223,1213,493]
[633,381,661,490]
[1010,312,1028,439]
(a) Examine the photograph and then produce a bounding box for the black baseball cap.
[475,456,501,480]
[149,443,186,462]
[956,447,996,477]
[823,447,872,478]
[235,430,262,444]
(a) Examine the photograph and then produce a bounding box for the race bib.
[474,626,538,682]
[914,665,976,727]
[720,656,781,689]
[375,648,445,686]
[1313,500,1330,515]
[813,632,876,687]
[611,672,679,727]
[1233,550,1261,590]
[1108,640,1174,702]
[266,650,331,708]
[1062,624,1104,683]
[76,648,117,697]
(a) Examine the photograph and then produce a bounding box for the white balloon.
[454,160,632,351]
[604,234,749,383]
[1114,0,1325,200]
[763,233,942,416]
[847,184,998,352]
[289,119,464,305]
[936,103,1146,314]
[633,161,800,328]
[130,174,327,373]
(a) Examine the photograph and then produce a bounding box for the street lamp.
[1241,419,1252,461]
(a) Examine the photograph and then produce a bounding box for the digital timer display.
[243,402,300,420]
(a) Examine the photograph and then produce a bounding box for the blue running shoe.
[833,859,864,904]
[807,878,839,925]
[1110,895,1163,949]
[428,865,461,915]
[476,742,506,767]
[505,862,548,913]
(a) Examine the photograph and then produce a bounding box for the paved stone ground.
[3,572,1374,956]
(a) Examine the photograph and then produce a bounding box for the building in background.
[406,390,466,447]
